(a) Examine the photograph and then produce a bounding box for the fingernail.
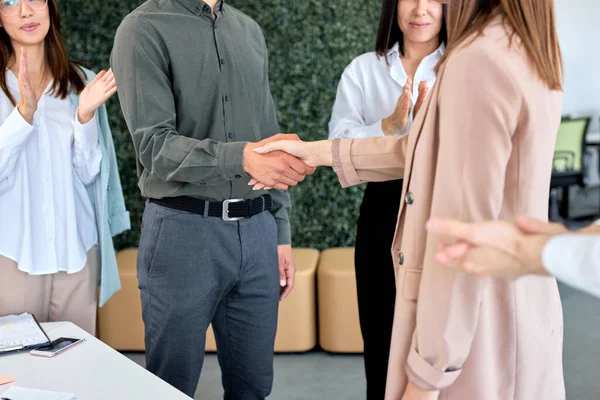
[253,147,264,153]
[280,280,286,287]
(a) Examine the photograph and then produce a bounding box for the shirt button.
[405,192,414,205]
[195,6,201,13]
[220,58,225,65]
[235,175,241,179]
[203,5,210,12]
[398,252,404,265]
[228,132,234,139]
[224,95,229,102]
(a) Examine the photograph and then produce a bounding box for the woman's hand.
[248,139,332,190]
[16,48,38,124]
[414,80,429,118]
[253,139,332,168]
[382,77,412,135]
[77,68,117,124]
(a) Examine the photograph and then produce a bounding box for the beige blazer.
[332,17,565,400]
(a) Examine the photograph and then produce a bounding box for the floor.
[125,282,600,400]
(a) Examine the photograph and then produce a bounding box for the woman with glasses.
[0,0,129,335]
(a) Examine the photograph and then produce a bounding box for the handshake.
[242,133,333,191]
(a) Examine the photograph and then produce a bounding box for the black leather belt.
[149,194,272,221]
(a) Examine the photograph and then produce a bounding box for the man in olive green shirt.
[110,0,313,397]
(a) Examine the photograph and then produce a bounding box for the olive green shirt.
[110,0,291,244]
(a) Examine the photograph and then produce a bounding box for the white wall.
[556,0,600,132]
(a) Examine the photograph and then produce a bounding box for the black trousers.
[354,179,403,400]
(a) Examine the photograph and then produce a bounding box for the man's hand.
[401,381,439,400]
[277,244,296,300]
[243,134,315,191]
[425,218,552,280]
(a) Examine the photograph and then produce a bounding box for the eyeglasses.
[0,0,47,17]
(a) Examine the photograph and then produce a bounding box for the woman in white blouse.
[327,0,446,397]
[0,0,117,334]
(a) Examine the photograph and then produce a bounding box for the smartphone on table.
[29,337,85,357]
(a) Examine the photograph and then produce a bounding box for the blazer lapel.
[397,62,448,217]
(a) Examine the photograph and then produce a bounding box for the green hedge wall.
[61,0,379,250]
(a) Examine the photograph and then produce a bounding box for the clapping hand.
[414,80,429,118]
[380,77,430,136]
[382,77,412,135]
[77,68,117,124]
[16,48,38,124]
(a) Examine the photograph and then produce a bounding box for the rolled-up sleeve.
[332,135,408,188]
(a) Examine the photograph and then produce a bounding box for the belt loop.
[203,200,209,218]
[260,195,265,212]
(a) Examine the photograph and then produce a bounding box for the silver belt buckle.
[222,199,244,221]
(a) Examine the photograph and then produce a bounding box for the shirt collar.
[176,0,224,17]
[387,42,401,57]
[387,41,446,57]
[388,41,445,93]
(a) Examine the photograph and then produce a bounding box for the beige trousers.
[0,246,98,336]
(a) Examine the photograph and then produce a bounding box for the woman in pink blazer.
[251,0,565,399]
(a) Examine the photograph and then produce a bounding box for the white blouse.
[329,42,445,140]
[0,70,101,275]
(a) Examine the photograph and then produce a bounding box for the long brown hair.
[437,0,563,91]
[0,0,86,106]
[375,0,448,62]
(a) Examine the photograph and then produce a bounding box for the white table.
[0,322,192,400]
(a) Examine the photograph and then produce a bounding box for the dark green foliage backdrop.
[60,0,379,250]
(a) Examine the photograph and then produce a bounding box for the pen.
[1,397,12,400]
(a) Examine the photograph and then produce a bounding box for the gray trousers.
[137,200,280,399]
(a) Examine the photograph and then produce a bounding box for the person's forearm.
[311,140,333,167]
[542,233,600,299]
